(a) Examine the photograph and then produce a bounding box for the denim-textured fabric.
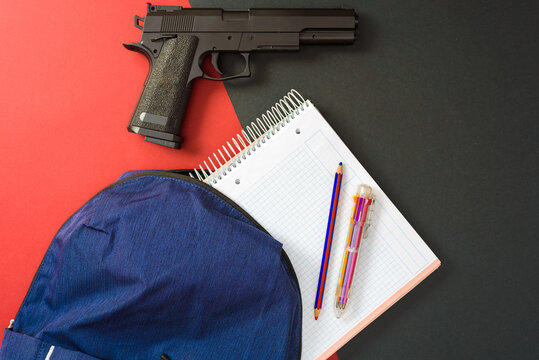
[1,173,301,360]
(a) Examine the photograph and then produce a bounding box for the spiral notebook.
[192,90,440,359]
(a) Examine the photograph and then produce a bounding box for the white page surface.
[210,101,439,359]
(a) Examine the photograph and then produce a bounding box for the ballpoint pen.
[335,185,375,318]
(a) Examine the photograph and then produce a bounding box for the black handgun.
[125,3,357,148]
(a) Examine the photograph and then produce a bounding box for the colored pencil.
[314,162,343,320]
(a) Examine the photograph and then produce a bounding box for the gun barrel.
[299,30,356,44]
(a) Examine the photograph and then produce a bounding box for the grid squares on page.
[304,130,430,274]
[235,144,409,359]
[230,124,436,359]
[300,229,409,358]
[238,146,330,251]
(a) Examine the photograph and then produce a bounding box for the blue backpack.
[0,171,302,360]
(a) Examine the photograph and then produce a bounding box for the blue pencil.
[314,162,343,320]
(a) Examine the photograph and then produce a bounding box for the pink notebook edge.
[317,258,442,359]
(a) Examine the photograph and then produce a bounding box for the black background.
[195,1,538,358]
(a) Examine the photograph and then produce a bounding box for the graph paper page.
[211,101,439,359]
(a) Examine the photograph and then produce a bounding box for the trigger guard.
[202,53,251,81]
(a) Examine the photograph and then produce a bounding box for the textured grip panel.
[128,35,198,144]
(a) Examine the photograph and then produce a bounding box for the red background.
[0,0,240,343]
[0,1,337,358]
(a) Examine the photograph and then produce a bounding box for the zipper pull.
[8,319,14,329]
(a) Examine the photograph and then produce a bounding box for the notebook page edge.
[210,94,440,358]
[317,258,441,359]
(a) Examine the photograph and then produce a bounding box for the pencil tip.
[339,162,342,165]
[314,308,321,320]
[315,316,318,320]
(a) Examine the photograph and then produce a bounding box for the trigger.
[211,53,223,75]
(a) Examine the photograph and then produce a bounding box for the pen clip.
[362,196,375,239]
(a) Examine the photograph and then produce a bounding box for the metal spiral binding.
[190,89,308,184]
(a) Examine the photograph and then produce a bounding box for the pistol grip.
[127,35,198,149]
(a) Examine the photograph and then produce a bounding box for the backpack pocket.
[0,329,102,360]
